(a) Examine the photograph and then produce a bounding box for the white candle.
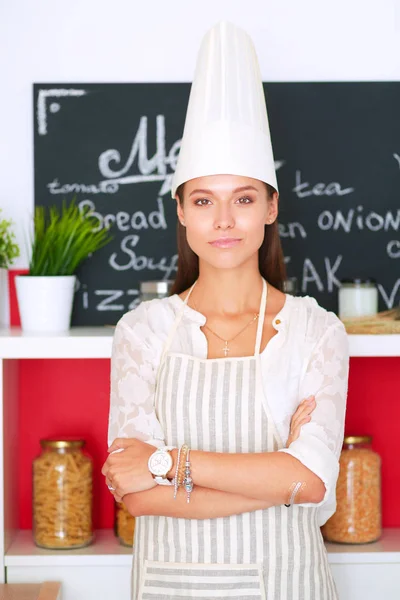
[339,280,378,319]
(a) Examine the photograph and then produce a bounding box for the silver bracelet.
[284,481,303,507]
[182,448,194,503]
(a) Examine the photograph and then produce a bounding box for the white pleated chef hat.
[171,21,278,198]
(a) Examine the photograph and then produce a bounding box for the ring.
[107,484,116,491]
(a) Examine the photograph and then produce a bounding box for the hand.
[101,438,157,501]
[286,396,316,448]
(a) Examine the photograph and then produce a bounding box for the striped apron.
[131,279,337,599]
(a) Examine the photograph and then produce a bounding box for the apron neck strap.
[254,278,267,356]
[161,277,267,363]
[160,280,197,363]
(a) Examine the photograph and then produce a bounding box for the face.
[176,174,278,270]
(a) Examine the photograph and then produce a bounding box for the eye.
[194,198,212,206]
[236,196,253,204]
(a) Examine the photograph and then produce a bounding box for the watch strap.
[154,475,175,486]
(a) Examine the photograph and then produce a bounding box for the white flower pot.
[0,268,10,328]
[15,275,76,332]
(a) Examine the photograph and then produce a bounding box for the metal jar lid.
[283,277,298,294]
[40,438,85,449]
[139,281,173,295]
[343,435,372,445]
[340,278,377,287]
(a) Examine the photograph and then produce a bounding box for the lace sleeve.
[107,308,166,449]
[279,320,349,507]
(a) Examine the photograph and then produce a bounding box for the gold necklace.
[192,298,259,357]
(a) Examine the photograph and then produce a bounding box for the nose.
[214,204,235,230]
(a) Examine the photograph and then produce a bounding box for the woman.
[102,22,349,600]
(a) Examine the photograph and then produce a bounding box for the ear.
[176,196,185,226]
[266,191,279,225]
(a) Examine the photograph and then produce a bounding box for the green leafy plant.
[28,199,112,276]
[0,210,20,269]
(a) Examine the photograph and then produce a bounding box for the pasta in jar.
[33,439,93,549]
[115,501,135,546]
[322,435,381,544]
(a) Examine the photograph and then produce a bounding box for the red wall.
[8,271,400,529]
[19,359,114,529]
[16,356,400,529]
[345,357,400,527]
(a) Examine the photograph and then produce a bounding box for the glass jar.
[338,279,378,319]
[115,501,135,546]
[322,435,381,544]
[139,280,173,302]
[283,277,298,296]
[33,439,93,549]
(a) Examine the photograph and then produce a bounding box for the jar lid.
[40,438,85,449]
[283,277,298,294]
[343,435,372,445]
[139,280,173,294]
[340,278,376,285]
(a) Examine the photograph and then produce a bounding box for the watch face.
[149,451,173,477]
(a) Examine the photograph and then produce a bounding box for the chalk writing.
[293,170,354,198]
[76,288,141,312]
[48,179,119,195]
[301,255,342,293]
[279,222,307,239]
[78,199,167,232]
[387,240,400,259]
[317,207,400,233]
[378,279,400,309]
[98,116,179,187]
[37,88,86,136]
[109,234,177,279]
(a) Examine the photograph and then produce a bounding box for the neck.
[192,265,263,317]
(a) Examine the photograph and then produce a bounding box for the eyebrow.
[189,185,259,197]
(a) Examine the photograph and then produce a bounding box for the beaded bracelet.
[182,448,194,503]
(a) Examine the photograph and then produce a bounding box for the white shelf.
[347,334,400,357]
[0,327,114,358]
[5,529,132,567]
[0,326,400,359]
[0,328,399,359]
[5,528,400,567]
[326,528,400,564]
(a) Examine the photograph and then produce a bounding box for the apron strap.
[254,278,267,356]
[159,280,197,366]
[160,277,266,366]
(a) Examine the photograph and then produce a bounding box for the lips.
[209,238,242,248]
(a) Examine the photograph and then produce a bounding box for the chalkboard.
[34,83,400,326]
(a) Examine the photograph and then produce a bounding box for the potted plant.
[16,200,112,332]
[0,210,20,327]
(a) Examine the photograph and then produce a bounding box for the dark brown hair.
[170,182,287,295]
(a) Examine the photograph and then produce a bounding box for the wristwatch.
[148,446,176,486]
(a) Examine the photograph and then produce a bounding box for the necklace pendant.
[223,341,229,357]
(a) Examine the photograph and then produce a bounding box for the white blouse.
[107,292,349,526]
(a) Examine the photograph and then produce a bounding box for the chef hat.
[171,21,278,198]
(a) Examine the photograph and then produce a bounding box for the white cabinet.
[1,328,399,599]
[5,529,400,600]
[7,566,131,600]
[6,531,132,600]
[327,528,400,599]
[331,564,400,600]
